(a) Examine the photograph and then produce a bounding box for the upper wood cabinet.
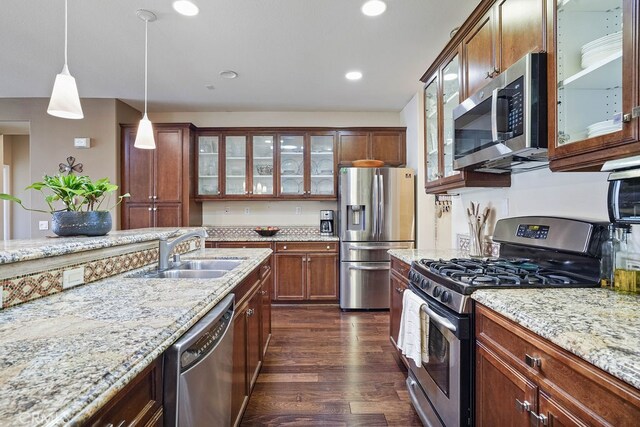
[463,0,546,99]
[121,124,201,229]
[548,0,640,171]
[337,128,406,166]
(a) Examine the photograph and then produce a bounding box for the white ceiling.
[0,1,480,113]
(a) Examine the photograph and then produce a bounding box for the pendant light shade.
[48,0,83,119]
[134,9,157,150]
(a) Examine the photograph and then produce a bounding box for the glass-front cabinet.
[551,0,640,169]
[425,75,440,183]
[442,55,460,179]
[196,130,336,199]
[225,135,247,196]
[197,134,220,196]
[279,134,305,196]
[252,134,275,196]
[310,134,335,196]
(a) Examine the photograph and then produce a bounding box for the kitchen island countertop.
[472,288,640,390]
[0,247,271,426]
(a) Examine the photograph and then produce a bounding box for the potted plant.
[0,174,129,237]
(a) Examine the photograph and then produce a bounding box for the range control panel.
[516,224,550,239]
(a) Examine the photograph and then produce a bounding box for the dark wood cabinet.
[337,129,406,166]
[121,124,201,229]
[475,303,640,426]
[495,0,546,73]
[231,300,248,426]
[260,264,272,356]
[389,257,410,362]
[246,287,262,390]
[463,9,496,98]
[85,357,163,427]
[274,242,339,302]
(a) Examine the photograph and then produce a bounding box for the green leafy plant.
[0,174,129,214]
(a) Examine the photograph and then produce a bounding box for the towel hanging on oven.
[397,290,430,367]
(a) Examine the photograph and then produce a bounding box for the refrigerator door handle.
[372,172,379,239]
[378,173,384,240]
[348,265,391,271]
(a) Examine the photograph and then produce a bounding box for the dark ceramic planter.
[51,211,112,237]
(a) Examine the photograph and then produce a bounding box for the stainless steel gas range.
[405,216,608,427]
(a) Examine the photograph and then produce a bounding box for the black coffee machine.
[320,210,334,236]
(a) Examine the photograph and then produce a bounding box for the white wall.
[203,200,337,226]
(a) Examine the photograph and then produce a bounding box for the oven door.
[407,288,471,427]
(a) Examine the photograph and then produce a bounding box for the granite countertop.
[0,227,203,265]
[0,247,271,426]
[472,288,640,390]
[388,248,470,265]
[205,225,339,242]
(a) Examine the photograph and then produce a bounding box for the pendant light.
[134,10,157,149]
[47,0,84,119]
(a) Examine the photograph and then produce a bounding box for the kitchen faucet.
[158,229,207,270]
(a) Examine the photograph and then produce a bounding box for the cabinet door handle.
[148,207,152,211]
[395,287,404,294]
[153,195,158,199]
[515,399,531,413]
[261,290,268,295]
[525,354,542,368]
[217,191,221,195]
[492,67,500,76]
[485,70,492,79]
[246,308,254,317]
[148,196,153,199]
[530,412,548,426]
[153,207,157,211]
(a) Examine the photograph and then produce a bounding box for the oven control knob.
[409,271,416,282]
[440,291,451,303]
[433,286,442,298]
[420,277,430,289]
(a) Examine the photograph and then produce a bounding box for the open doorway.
[0,121,31,240]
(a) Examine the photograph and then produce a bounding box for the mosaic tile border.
[1,237,201,310]
[206,225,323,238]
[457,234,500,257]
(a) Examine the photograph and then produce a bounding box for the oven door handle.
[490,87,500,143]
[421,304,457,333]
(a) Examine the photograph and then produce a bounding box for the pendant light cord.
[64,0,68,66]
[144,18,148,115]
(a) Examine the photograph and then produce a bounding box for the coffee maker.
[320,210,335,236]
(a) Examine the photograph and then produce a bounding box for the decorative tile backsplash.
[206,225,323,238]
[1,237,201,310]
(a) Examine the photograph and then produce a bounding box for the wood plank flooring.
[240,306,423,426]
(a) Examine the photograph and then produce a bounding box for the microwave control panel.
[504,76,524,137]
[516,224,549,239]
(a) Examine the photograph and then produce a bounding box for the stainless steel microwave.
[452,53,547,173]
[603,155,640,224]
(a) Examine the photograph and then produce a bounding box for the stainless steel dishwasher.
[164,293,235,427]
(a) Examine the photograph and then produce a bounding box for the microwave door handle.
[491,87,500,142]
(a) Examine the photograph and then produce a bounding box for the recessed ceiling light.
[219,70,238,79]
[443,73,458,81]
[173,1,199,16]
[346,71,363,81]
[361,0,386,17]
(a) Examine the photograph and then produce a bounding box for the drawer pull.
[395,287,404,294]
[525,354,542,368]
[530,412,548,426]
[283,245,287,250]
[326,245,331,249]
[515,399,531,413]
[246,308,255,317]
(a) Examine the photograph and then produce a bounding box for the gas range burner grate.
[417,257,583,288]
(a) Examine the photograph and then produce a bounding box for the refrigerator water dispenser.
[347,205,365,231]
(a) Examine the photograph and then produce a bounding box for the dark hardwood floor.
[241,305,423,426]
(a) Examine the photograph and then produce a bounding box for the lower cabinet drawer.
[476,304,640,426]
[275,242,337,252]
[86,358,162,427]
[217,241,273,249]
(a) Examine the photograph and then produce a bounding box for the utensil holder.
[468,222,486,257]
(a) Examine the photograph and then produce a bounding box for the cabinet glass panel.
[252,135,275,195]
[425,77,440,182]
[442,55,460,177]
[310,135,335,196]
[556,0,623,146]
[198,136,219,195]
[225,135,247,195]
[279,135,305,195]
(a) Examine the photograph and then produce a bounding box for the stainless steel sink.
[176,259,243,271]
[143,269,229,279]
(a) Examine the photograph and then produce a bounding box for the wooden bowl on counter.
[352,159,384,167]
[254,227,280,237]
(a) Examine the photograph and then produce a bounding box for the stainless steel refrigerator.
[339,167,415,309]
